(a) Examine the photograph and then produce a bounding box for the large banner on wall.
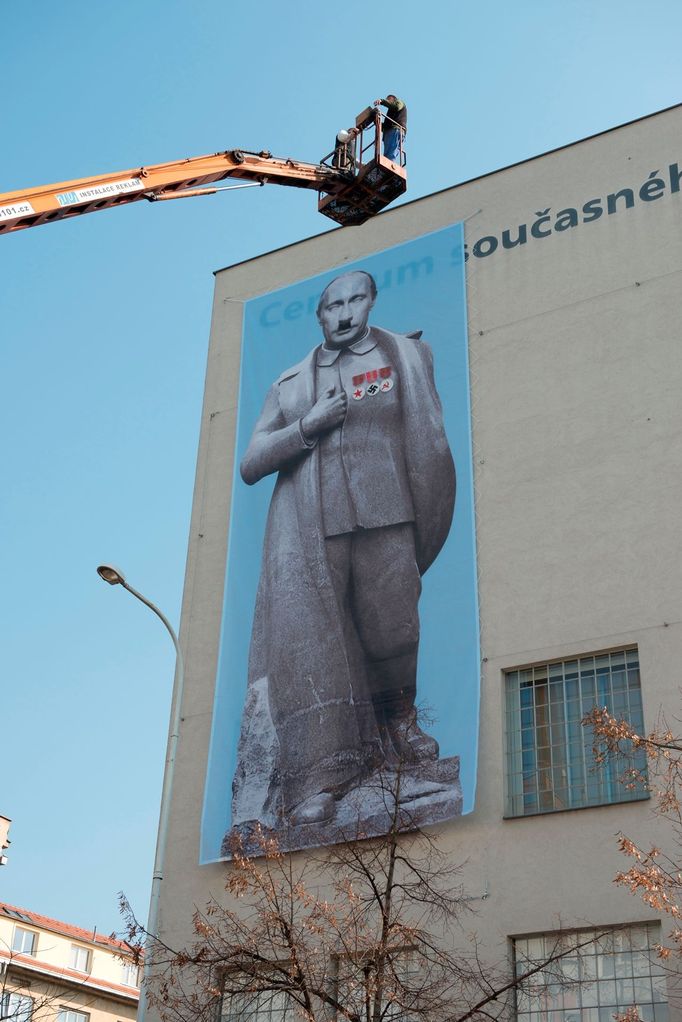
[201,223,479,862]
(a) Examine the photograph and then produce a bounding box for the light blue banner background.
[201,223,479,863]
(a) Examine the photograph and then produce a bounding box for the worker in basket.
[374,95,407,163]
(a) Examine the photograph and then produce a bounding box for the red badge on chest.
[352,366,392,387]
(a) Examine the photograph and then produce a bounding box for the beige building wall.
[157,104,682,1009]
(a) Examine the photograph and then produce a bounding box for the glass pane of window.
[513,924,667,1021]
[121,962,139,986]
[2,994,34,1022]
[69,946,90,972]
[11,928,36,955]
[58,1011,89,1022]
[222,991,294,1022]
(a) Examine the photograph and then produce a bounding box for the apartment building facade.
[0,903,138,1022]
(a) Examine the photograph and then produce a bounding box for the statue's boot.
[388,707,439,762]
[371,654,439,764]
[290,792,336,825]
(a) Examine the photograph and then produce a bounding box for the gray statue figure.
[230,269,456,831]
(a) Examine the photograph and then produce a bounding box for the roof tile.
[0,901,137,956]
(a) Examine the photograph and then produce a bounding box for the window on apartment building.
[505,648,649,817]
[68,945,90,973]
[513,923,668,1021]
[1,993,34,1022]
[11,928,37,956]
[120,961,139,987]
[58,1009,89,1022]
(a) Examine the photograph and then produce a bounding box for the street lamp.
[97,564,185,1022]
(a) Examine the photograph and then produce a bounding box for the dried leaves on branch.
[586,706,682,959]
[119,770,588,1022]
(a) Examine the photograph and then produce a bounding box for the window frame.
[329,945,419,1022]
[58,1009,90,1022]
[504,646,649,818]
[1,992,34,1022]
[220,988,295,1022]
[11,927,37,957]
[512,923,668,1021]
[120,961,139,988]
[220,948,419,1022]
[68,944,91,973]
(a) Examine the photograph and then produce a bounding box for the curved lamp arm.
[97,565,184,1022]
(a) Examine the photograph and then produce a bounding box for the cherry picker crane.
[0,106,406,237]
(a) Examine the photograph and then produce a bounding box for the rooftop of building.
[0,901,132,955]
[213,100,682,277]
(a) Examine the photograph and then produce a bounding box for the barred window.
[221,991,294,1022]
[505,648,648,816]
[335,949,419,1022]
[513,924,668,1021]
[221,953,419,1022]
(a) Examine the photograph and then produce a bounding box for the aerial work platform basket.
[318,106,407,227]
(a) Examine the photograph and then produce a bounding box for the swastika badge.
[366,382,380,397]
[380,378,394,393]
[352,386,365,400]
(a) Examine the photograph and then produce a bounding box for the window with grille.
[221,991,294,1022]
[220,953,418,1022]
[1,994,34,1022]
[10,928,36,956]
[335,949,419,1022]
[505,648,649,817]
[513,924,668,1021]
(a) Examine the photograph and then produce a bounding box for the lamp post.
[97,564,184,1022]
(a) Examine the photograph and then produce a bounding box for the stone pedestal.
[223,755,462,857]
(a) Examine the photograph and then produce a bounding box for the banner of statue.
[201,224,479,861]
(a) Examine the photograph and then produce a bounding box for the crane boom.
[0,107,406,235]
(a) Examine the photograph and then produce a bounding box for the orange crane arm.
[0,149,343,235]
[0,108,407,233]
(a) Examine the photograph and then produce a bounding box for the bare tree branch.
[119,768,612,1022]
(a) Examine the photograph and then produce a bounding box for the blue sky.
[1,0,680,936]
